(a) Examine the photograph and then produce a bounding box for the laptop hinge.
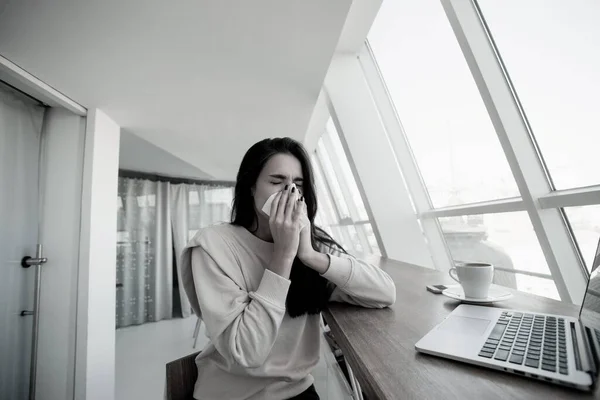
[580,322,599,387]
[574,321,594,374]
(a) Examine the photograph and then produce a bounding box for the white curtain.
[191,184,234,234]
[116,178,173,327]
[117,179,233,325]
[170,184,234,318]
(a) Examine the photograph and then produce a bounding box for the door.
[0,82,46,399]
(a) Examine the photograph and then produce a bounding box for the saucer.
[442,284,513,304]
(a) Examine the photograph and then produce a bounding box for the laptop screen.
[579,239,600,330]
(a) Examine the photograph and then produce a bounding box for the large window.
[476,0,600,276]
[363,0,600,301]
[367,0,519,209]
[313,118,381,256]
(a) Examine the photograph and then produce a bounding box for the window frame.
[312,119,383,256]
[321,124,373,252]
[350,0,600,304]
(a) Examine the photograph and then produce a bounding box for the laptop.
[415,238,600,391]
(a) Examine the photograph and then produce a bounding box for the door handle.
[21,256,48,268]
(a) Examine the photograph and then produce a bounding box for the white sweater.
[180,223,396,400]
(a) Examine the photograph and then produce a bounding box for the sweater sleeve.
[322,248,396,308]
[190,232,291,368]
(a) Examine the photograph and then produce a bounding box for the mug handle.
[449,267,460,283]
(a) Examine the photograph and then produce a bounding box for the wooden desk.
[323,257,598,400]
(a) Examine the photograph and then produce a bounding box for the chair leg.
[193,318,202,349]
[192,317,200,338]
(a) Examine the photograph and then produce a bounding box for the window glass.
[478,0,600,189]
[439,211,558,299]
[368,0,520,208]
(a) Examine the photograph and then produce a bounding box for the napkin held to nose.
[261,184,307,230]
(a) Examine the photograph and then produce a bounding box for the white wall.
[37,108,87,400]
[325,55,434,268]
[75,109,120,400]
[303,89,330,153]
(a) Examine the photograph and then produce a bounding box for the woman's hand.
[296,199,313,261]
[269,185,303,265]
[297,200,331,275]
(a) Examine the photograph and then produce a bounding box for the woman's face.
[253,153,304,217]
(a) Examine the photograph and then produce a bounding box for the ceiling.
[119,130,213,180]
[0,0,380,180]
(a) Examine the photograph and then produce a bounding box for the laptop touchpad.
[437,316,491,336]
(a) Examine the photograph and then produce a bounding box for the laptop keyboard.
[478,312,568,375]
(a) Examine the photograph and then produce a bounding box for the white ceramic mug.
[448,262,494,299]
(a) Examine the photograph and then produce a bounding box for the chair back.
[165,351,201,400]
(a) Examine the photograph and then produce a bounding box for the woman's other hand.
[296,198,314,262]
[296,199,331,274]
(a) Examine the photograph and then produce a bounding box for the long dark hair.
[231,137,346,318]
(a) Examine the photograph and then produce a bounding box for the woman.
[180,137,396,400]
